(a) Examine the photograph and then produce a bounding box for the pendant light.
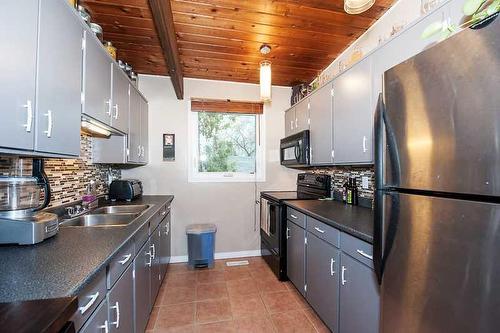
[259,44,272,102]
[344,0,375,14]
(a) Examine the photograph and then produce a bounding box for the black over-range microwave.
[280,130,310,167]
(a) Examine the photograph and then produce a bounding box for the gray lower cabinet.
[306,232,340,333]
[339,253,380,333]
[309,83,333,165]
[35,0,83,156]
[107,264,134,333]
[134,239,152,333]
[80,299,109,333]
[83,30,112,125]
[160,213,172,278]
[150,226,162,305]
[111,64,130,133]
[332,57,373,165]
[0,1,38,151]
[287,220,306,296]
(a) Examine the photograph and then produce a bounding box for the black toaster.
[109,179,143,201]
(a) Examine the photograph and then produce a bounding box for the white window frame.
[188,105,266,183]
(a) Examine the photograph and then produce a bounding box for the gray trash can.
[186,223,217,269]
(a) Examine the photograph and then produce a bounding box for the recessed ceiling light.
[260,44,272,55]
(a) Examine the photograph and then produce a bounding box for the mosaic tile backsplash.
[310,166,375,200]
[0,134,120,207]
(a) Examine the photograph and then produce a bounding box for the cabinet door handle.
[356,249,373,260]
[165,222,170,235]
[98,320,109,333]
[110,301,120,328]
[113,104,119,119]
[363,136,368,153]
[161,210,167,217]
[341,266,347,285]
[23,100,33,132]
[314,227,325,234]
[286,227,290,239]
[141,145,145,157]
[79,291,99,315]
[137,145,142,157]
[290,214,298,220]
[150,244,156,260]
[295,118,298,128]
[118,253,132,265]
[146,251,152,267]
[330,258,335,276]
[105,99,112,116]
[44,110,53,137]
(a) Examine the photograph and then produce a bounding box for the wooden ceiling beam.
[148,0,184,99]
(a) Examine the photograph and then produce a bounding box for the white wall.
[123,76,298,258]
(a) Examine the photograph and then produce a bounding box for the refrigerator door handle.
[373,190,384,284]
[374,92,401,190]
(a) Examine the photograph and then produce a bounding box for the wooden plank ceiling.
[80,0,393,86]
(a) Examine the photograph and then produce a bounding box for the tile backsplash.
[310,166,375,200]
[0,134,120,207]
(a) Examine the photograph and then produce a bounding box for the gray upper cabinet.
[0,1,38,152]
[128,88,142,163]
[309,83,333,165]
[295,100,310,133]
[339,253,380,333]
[35,0,83,156]
[111,65,130,133]
[306,232,340,333]
[287,220,306,296]
[284,107,296,138]
[107,264,134,333]
[332,57,373,164]
[83,31,112,125]
[140,96,149,163]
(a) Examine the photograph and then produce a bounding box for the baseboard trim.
[170,250,261,264]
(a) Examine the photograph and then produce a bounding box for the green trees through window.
[198,112,256,173]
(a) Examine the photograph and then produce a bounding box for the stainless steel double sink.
[59,204,150,228]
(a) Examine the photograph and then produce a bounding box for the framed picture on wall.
[163,134,175,161]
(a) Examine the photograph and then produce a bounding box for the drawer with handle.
[71,270,107,331]
[340,232,373,268]
[107,240,135,289]
[287,208,306,228]
[79,298,108,333]
[307,217,340,248]
[151,204,168,233]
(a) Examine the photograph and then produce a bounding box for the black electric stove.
[260,173,331,280]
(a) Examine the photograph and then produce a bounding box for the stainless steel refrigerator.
[374,18,500,333]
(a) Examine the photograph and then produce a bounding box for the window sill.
[188,173,265,183]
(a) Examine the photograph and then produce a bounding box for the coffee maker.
[0,158,59,245]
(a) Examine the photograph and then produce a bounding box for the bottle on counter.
[352,177,359,206]
[346,177,353,205]
[342,178,348,203]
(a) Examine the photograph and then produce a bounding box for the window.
[189,99,265,182]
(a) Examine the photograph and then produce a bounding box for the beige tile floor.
[146,257,331,333]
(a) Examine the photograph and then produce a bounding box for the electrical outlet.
[362,176,369,189]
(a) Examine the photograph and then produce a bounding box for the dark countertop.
[0,195,173,303]
[284,199,374,243]
[0,297,77,333]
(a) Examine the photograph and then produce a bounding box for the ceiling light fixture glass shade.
[260,60,272,102]
[344,0,375,14]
